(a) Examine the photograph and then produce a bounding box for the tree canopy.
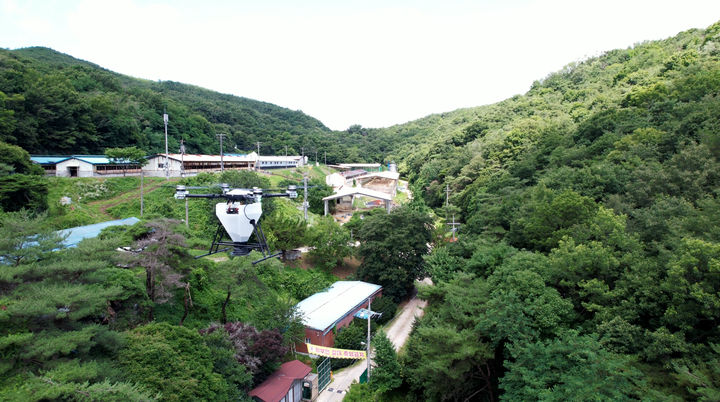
[355,206,433,302]
[371,20,720,400]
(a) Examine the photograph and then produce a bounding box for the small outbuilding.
[295,281,382,354]
[249,360,313,402]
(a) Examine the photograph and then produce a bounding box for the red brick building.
[295,281,382,354]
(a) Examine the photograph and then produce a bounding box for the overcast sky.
[2,0,719,130]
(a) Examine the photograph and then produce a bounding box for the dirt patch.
[333,256,361,279]
[282,254,360,279]
[283,254,315,270]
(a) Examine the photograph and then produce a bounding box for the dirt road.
[315,278,430,402]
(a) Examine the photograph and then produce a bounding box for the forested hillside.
[0,47,387,162]
[0,165,361,400]
[3,18,720,401]
[349,21,720,400]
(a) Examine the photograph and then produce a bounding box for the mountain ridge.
[0,46,334,157]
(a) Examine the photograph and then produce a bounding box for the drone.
[174,183,298,264]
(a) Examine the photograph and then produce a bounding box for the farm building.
[143,153,258,176]
[336,163,382,172]
[257,155,306,169]
[32,152,307,178]
[144,153,306,176]
[30,156,68,176]
[356,171,400,196]
[295,281,382,354]
[322,187,393,216]
[31,155,142,177]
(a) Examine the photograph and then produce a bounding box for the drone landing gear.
[196,220,280,265]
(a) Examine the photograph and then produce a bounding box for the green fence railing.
[318,357,331,392]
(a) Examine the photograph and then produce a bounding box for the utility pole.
[445,183,460,240]
[315,150,318,165]
[163,110,169,180]
[449,214,460,241]
[445,183,452,224]
[256,141,262,170]
[324,151,326,166]
[445,183,450,209]
[303,174,308,220]
[140,170,144,217]
[367,299,372,382]
[216,133,227,172]
[301,146,304,167]
[179,139,186,178]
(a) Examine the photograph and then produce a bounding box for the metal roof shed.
[296,281,382,332]
[321,187,393,215]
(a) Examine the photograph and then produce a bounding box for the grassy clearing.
[45,176,169,229]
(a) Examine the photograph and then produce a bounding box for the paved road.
[315,279,430,402]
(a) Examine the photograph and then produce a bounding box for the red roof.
[249,360,312,402]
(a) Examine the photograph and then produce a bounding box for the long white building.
[32,152,307,177]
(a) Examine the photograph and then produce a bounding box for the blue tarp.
[57,217,140,248]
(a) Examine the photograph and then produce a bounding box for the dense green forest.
[0,47,389,163]
[2,19,720,401]
[347,21,720,400]
[0,163,371,400]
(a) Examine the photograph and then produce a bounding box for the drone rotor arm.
[262,193,292,198]
[183,193,225,199]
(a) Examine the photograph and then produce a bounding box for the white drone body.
[175,184,297,263]
[215,189,262,242]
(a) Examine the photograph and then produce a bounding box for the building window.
[305,337,311,344]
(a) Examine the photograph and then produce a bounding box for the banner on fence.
[306,343,367,359]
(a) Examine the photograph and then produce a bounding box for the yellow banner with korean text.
[306,343,367,359]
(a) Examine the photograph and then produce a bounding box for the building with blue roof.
[31,155,141,177]
[294,281,382,354]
